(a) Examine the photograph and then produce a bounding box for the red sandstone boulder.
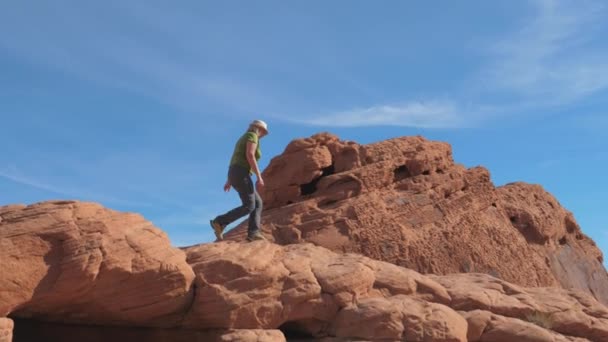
[461,310,592,342]
[0,201,194,327]
[225,133,608,307]
[2,131,608,341]
[1,200,608,341]
[182,240,608,341]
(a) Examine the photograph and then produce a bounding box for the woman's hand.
[223,180,232,192]
[256,177,265,192]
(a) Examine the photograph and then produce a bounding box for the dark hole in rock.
[48,200,77,205]
[12,318,163,342]
[286,201,294,205]
[393,164,411,182]
[436,168,445,174]
[12,317,267,342]
[575,233,583,240]
[491,203,497,208]
[422,170,431,175]
[565,216,578,234]
[335,221,350,236]
[278,321,315,340]
[300,164,335,196]
[508,213,545,245]
[559,236,568,245]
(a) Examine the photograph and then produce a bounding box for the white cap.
[250,119,268,134]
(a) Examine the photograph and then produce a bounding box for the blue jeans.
[214,165,262,234]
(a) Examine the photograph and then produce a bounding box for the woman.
[210,119,268,242]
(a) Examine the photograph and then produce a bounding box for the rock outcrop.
[0,201,195,327]
[225,133,608,307]
[1,200,608,341]
[2,133,608,341]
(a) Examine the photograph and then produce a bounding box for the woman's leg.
[248,190,263,235]
[214,167,255,228]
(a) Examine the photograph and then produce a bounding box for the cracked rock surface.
[1,200,608,341]
[0,201,194,327]
[226,133,608,308]
[2,133,608,341]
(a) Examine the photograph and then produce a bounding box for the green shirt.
[229,132,261,173]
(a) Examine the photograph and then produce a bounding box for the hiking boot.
[246,231,266,242]
[210,219,225,241]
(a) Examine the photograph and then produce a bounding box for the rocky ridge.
[0,200,607,341]
[227,133,608,307]
[2,133,608,341]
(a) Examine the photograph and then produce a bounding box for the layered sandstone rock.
[0,201,195,327]
[1,200,608,341]
[182,240,608,341]
[3,128,608,341]
[225,133,608,307]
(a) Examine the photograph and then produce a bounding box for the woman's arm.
[223,179,231,192]
[246,141,264,188]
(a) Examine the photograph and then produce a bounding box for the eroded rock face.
[0,201,195,327]
[1,200,608,341]
[430,273,608,342]
[225,133,608,306]
[498,183,608,306]
[182,240,608,341]
[461,310,592,342]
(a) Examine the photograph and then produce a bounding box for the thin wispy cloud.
[299,0,608,128]
[1,0,606,129]
[298,101,465,129]
[1,1,607,254]
[482,0,608,104]
[0,169,68,197]
[0,149,228,211]
[0,168,150,207]
[0,2,272,118]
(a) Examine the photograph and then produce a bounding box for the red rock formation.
[182,240,608,341]
[225,133,608,307]
[1,201,608,341]
[0,201,194,327]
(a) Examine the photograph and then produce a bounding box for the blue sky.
[1,0,607,264]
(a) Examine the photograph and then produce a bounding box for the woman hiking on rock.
[210,120,268,242]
